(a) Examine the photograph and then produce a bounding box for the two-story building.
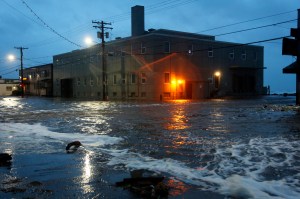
[23,64,53,96]
[53,5,264,100]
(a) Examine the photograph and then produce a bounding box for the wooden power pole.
[92,21,112,101]
[14,46,28,98]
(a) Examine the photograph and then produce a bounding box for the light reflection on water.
[165,106,190,130]
[81,152,94,194]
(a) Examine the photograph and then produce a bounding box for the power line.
[215,19,297,37]
[198,10,297,33]
[1,0,44,28]
[11,2,296,63]
[21,0,82,48]
[0,68,19,76]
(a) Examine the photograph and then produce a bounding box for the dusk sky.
[0,0,299,93]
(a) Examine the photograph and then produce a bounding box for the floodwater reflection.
[166,178,190,197]
[165,101,190,130]
[0,97,23,109]
[81,152,94,194]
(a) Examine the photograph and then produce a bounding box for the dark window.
[141,43,146,54]
[131,73,136,84]
[208,47,213,58]
[164,73,170,83]
[253,52,257,61]
[164,41,170,53]
[188,44,193,55]
[113,75,117,84]
[241,50,247,60]
[141,73,146,84]
[229,50,234,60]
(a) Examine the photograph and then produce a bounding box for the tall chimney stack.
[131,5,145,36]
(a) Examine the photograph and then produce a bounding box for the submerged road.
[0,96,299,198]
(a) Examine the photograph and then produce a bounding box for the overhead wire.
[198,10,297,33]
[21,0,82,48]
[215,19,297,37]
[1,0,44,28]
[7,1,296,65]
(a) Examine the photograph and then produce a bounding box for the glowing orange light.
[177,80,183,84]
[171,80,176,85]
[214,71,221,77]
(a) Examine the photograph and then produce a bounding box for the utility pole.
[92,20,112,101]
[282,9,300,105]
[14,46,28,98]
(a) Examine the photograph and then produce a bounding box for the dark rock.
[0,153,12,166]
[1,187,26,193]
[116,176,169,198]
[66,141,82,152]
[28,181,43,187]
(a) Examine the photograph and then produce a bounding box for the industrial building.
[52,5,265,100]
[23,64,53,96]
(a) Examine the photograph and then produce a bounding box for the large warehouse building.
[53,5,265,100]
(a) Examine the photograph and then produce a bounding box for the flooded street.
[0,96,300,198]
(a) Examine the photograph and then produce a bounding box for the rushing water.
[0,96,300,198]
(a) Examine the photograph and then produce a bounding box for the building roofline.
[24,63,53,70]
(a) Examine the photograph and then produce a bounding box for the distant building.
[53,5,264,100]
[0,79,19,96]
[23,64,53,96]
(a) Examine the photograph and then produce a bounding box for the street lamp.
[84,36,93,46]
[7,54,16,62]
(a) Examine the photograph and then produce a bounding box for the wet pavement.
[0,96,299,198]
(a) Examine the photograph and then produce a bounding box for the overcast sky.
[0,0,299,93]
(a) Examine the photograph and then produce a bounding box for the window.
[187,44,193,55]
[141,92,146,97]
[253,51,257,61]
[130,92,136,97]
[229,50,235,60]
[164,41,170,53]
[113,75,117,85]
[41,70,48,77]
[121,51,126,57]
[141,43,146,54]
[208,47,213,58]
[77,77,81,86]
[90,77,94,86]
[131,73,136,84]
[113,92,117,97]
[6,86,12,91]
[163,92,171,97]
[141,73,146,84]
[97,76,100,85]
[90,55,96,63]
[164,73,170,83]
[241,50,247,60]
[84,78,87,86]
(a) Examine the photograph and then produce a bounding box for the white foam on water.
[0,122,123,150]
[106,137,300,199]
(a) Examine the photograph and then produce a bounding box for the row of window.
[70,73,148,87]
[139,42,257,61]
[25,70,50,79]
[72,91,147,98]
[55,42,258,66]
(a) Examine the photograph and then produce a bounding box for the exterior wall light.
[214,71,221,77]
